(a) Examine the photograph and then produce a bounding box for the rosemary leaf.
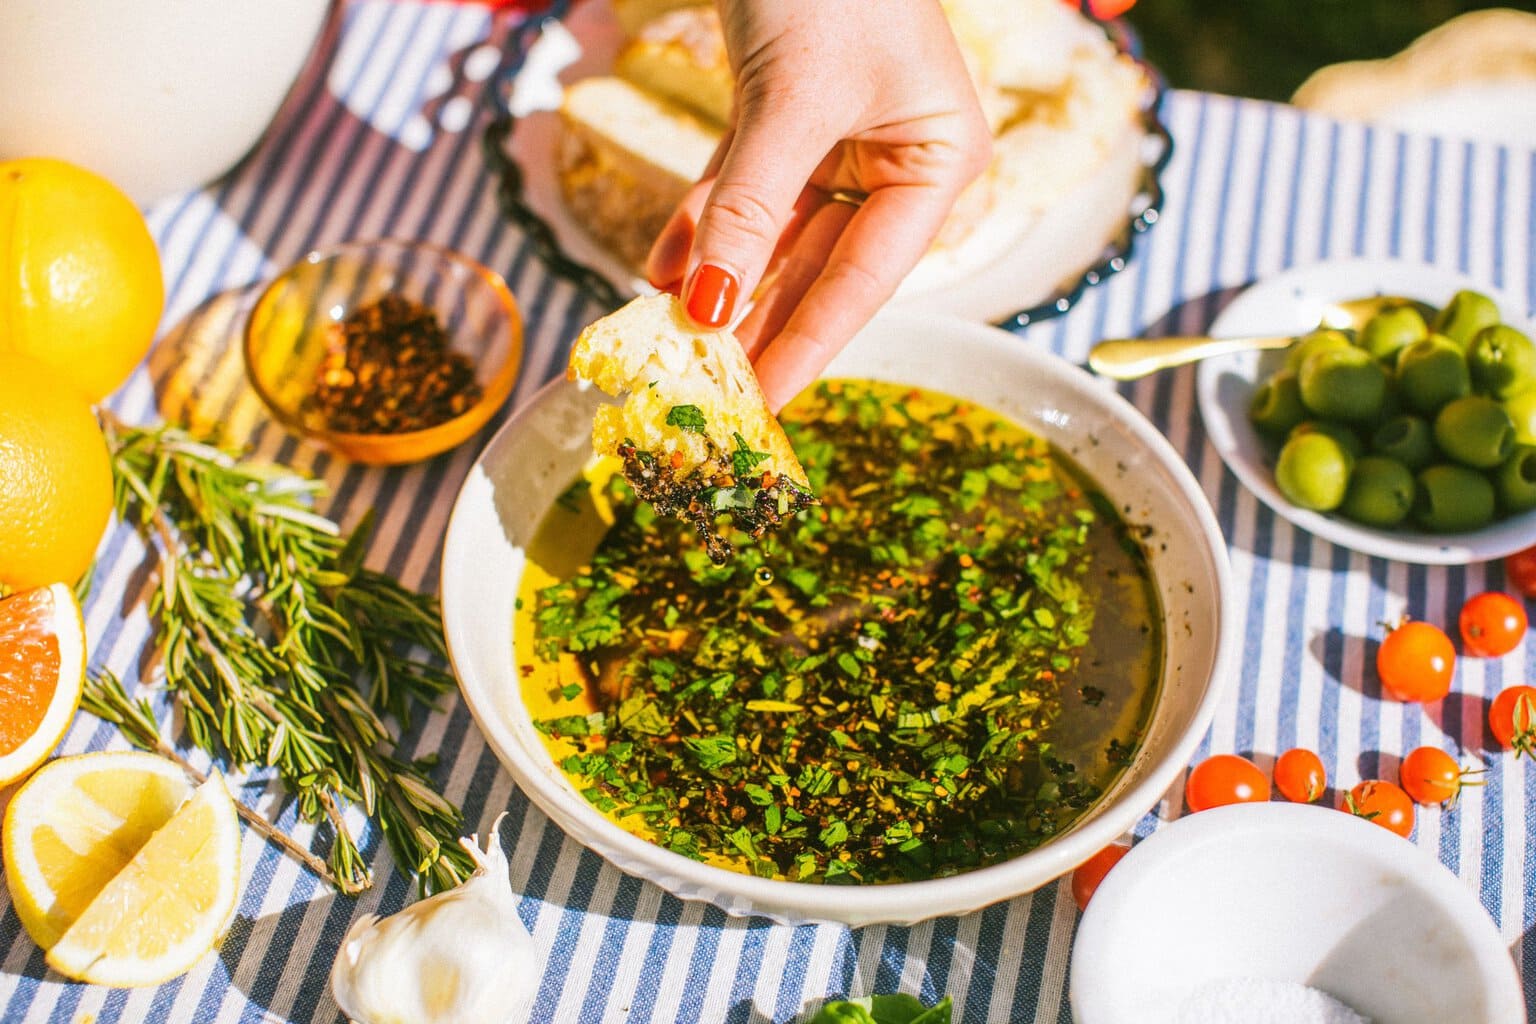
[95,416,474,894]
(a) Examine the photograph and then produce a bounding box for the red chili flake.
[303,293,482,434]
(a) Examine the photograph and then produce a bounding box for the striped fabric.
[3,3,1534,1021]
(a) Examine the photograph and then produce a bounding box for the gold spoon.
[1087,295,1426,380]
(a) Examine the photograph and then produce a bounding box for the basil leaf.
[666,404,707,433]
[731,431,771,476]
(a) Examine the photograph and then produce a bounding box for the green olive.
[1377,377,1405,422]
[1371,414,1438,471]
[1433,395,1517,468]
[1506,389,1536,447]
[1285,329,1355,374]
[1288,419,1364,459]
[1467,324,1536,400]
[1413,464,1497,532]
[1275,433,1352,511]
[1298,346,1389,423]
[1358,304,1428,364]
[1496,446,1536,514]
[1341,455,1415,528]
[1248,370,1308,438]
[1394,334,1471,414]
[1431,289,1501,349]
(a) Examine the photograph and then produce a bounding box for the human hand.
[644,0,991,411]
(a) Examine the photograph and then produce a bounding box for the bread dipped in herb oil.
[567,294,815,562]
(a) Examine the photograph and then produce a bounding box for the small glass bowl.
[244,239,523,465]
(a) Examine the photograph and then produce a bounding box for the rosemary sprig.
[93,416,473,894]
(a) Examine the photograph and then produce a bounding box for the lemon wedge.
[44,771,241,986]
[3,750,192,950]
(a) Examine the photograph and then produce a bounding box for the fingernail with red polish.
[685,263,738,328]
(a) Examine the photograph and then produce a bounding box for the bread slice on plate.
[615,5,733,127]
[610,0,705,37]
[557,77,719,271]
[568,293,815,562]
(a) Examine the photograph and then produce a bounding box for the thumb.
[681,103,832,330]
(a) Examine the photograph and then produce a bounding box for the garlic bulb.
[330,814,539,1024]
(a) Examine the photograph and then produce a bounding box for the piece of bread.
[1292,8,1536,120]
[568,294,814,561]
[610,0,707,38]
[615,5,734,127]
[556,77,720,271]
[936,43,1147,254]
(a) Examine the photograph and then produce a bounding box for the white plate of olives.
[1196,257,1536,564]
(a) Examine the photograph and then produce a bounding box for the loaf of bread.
[568,294,814,562]
[935,16,1147,256]
[1292,8,1536,119]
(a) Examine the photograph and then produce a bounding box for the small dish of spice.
[244,239,523,464]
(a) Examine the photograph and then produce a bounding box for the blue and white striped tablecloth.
[2,3,1534,1021]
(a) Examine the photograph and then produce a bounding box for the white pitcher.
[0,0,331,204]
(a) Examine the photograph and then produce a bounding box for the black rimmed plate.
[478,0,1170,329]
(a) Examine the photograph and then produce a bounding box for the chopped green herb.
[526,380,1160,884]
[665,404,708,432]
[808,995,953,1024]
[731,431,771,477]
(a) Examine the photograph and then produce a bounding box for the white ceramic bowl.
[441,311,1237,926]
[1196,257,1536,564]
[1071,803,1525,1023]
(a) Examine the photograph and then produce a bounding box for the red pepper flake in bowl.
[303,294,483,434]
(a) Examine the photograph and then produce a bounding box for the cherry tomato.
[1346,780,1416,838]
[1504,544,1536,598]
[1273,748,1326,803]
[1071,842,1130,911]
[1083,0,1137,18]
[1185,754,1271,812]
[1376,620,1456,702]
[1489,685,1536,758]
[1398,746,1482,805]
[1459,592,1528,657]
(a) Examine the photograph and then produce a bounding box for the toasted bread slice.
[611,0,707,37]
[569,294,814,562]
[615,5,734,127]
[557,77,720,271]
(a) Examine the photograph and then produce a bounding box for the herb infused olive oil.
[515,380,1162,884]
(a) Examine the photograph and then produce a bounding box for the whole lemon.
[0,353,114,589]
[0,158,164,402]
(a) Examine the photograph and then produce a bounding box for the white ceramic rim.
[1195,256,1536,564]
[1070,802,1525,1023]
[443,311,1239,925]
